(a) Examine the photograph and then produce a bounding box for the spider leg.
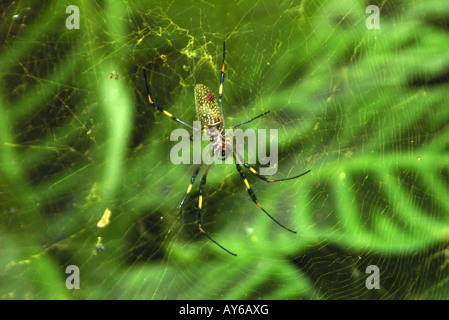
[234,150,311,182]
[197,163,237,256]
[235,163,297,234]
[231,111,271,129]
[178,163,202,210]
[218,42,226,128]
[179,143,214,209]
[143,69,195,129]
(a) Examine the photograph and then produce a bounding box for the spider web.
[1,0,449,300]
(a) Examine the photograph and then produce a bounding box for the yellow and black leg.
[231,111,271,129]
[179,144,215,209]
[218,42,225,114]
[197,163,237,256]
[178,163,202,210]
[143,69,194,129]
[235,163,297,234]
[234,150,311,183]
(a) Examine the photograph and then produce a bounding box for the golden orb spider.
[143,42,310,256]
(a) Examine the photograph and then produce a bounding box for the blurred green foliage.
[0,0,449,299]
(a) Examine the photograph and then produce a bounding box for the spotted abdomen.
[194,84,222,131]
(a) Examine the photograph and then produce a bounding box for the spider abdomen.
[194,84,223,131]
